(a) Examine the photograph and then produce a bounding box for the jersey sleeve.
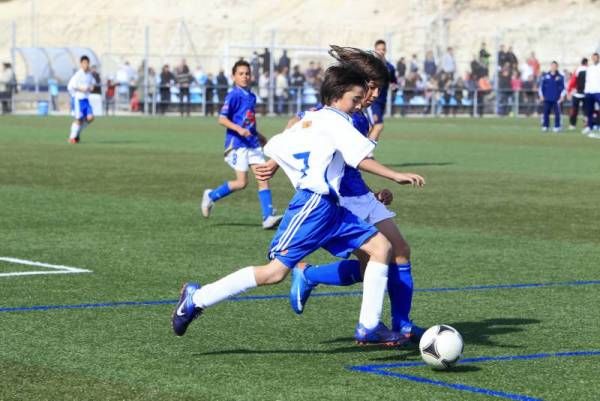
[67,71,79,95]
[326,117,375,168]
[219,90,239,118]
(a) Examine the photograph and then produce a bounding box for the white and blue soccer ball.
[419,324,464,370]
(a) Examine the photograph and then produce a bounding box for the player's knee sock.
[388,262,414,331]
[358,261,388,330]
[304,260,362,286]
[257,188,274,219]
[192,266,257,308]
[209,182,232,202]
[77,121,88,138]
[69,122,79,139]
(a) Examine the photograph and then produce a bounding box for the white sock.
[358,261,389,330]
[69,122,80,139]
[192,266,257,308]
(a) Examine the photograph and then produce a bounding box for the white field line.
[0,257,92,277]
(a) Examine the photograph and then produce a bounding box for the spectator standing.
[289,65,305,104]
[476,74,492,117]
[369,39,398,141]
[497,45,508,68]
[470,55,486,81]
[250,52,260,86]
[104,77,116,115]
[583,52,600,134]
[521,74,537,116]
[216,69,229,109]
[539,61,565,132]
[396,57,407,80]
[136,66,156,113]
[261,47,271,74]
[423,50,437,79]
[409,54,419,73]
[175,59,193,116]
[258,69,269,108]
[498,65,513,116]
[441,47,456,79]
[275,67,288,114]
[0,62,16,114]
[90,65,102,95]
[527,52,541,78]
[567,58,587,130]
[506,46,518,73]
[205,73,215,115]
[159,64,174,114]
[278,50,290,75]
[48,74,59,112]
[479,42,491,67]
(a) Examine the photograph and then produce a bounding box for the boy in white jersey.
[172,64,425,344]
[67,55,95,144]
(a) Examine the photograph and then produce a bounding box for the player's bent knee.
[364,233,392,262]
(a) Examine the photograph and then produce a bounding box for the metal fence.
[0,83,585,120]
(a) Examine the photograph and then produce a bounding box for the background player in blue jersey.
[172,63,425,345]
[368,39,397,142]
[67,55,95,144]
[201,60,283,229]
[276,46,425,342]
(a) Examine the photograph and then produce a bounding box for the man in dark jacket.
[539,61,565,132]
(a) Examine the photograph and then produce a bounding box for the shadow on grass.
[386,161,454,168]
[449,317,541,348]
[194,343,411,357]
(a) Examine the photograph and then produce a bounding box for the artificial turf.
[0,114,598,401]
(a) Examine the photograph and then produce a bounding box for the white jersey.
[584,63,600,94]
[264,107,375,195]
[67,69,94,100]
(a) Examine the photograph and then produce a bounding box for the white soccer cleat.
[541,127,548,133]
[582,127,591,135]
[201,189,214,218]
[552,127,561,133]
[568,125,576,131]
[587,132,600,139]
[262,214,283,230]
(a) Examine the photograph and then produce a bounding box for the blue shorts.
[71,98,93,120]
[369,102,385,124]
[268,190,378,268]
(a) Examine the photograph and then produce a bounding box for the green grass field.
[1,115,599,401]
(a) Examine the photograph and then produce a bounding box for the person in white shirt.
[66,55,95,143]
[171,63,425,345]
[583,52,600,135]
[441,47,457,79]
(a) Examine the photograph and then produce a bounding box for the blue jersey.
[339,111,372,197]
[220,85,260,149]
[373,61,397,106]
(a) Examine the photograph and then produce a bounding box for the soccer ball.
[419,325,464,370]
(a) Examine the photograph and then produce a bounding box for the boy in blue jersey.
[67,55,95,144]
[201,60,283,229]
[539,61,565,133]
[368,39,397,141]
[277,46,425,342]
[172,63,425,345]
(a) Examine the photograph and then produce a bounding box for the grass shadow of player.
[194,343,410,357]
[449,317,541,349]
[385,161,454,168]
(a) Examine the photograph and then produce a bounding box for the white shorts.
[339,192,396,225]
[224,147,266,172]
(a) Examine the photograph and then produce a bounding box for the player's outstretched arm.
[358,158,425,187]
[218,115,251,137]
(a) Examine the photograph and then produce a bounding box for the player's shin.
[257,188,274,219]
[69,122,80,139]
[358,261,388,329]
[192,266,257,308]
[388,262,414,331]
[304,260,362,286]
[209,182,233,202]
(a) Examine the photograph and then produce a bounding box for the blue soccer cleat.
[172,282,203,336]
[354,322,407,346]
[400,323,426,344]
[289,264,316,315]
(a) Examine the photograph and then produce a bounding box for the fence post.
[514,90,519,118]
[473,89,478,117]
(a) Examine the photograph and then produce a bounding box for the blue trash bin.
[37,101,49,116]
